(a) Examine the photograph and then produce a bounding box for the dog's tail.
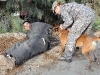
[93,37,100,42]
[92,37,100,50]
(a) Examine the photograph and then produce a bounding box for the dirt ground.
[0,32,100,75]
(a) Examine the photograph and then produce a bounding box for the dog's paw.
[84,66,90,70]
[93,59,100,65]
[96,62,100,65]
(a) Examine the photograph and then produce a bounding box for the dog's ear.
[53,26,59,32]
[52,25,61,33]
[55,27,59,32]
[53,27,58,32]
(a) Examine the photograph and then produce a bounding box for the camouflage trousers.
[63,16,94,59]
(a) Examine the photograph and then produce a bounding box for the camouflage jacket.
[60,2,95,30]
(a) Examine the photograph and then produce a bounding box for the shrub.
[92,19,100,31]
[10,15,25,33]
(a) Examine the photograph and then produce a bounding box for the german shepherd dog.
[53,25,100,69]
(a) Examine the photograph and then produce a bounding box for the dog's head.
[52,25,61,35]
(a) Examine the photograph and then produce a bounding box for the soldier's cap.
[51,1,61,13]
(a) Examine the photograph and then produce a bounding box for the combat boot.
[58,56,72,63]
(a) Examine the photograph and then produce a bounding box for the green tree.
[0,0,100,33]
[5,0,66,24]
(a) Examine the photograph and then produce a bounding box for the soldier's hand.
[67,28,70,31]
[60,24,63,30]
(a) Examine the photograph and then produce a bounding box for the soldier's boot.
[58,56,72,63]
[58,50,73,63]
[0,55,15,70]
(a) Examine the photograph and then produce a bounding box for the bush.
[0,12,25,33]
[92,19,100,31]
[10,16,24,32]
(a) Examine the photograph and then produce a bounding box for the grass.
[92,19,100,31]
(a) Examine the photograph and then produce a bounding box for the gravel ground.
[4,45,100,75]
[0,32,100,75]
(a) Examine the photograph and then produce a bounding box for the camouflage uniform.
[60,2,95,60]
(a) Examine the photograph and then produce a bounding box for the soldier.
[0,21,52,69]
[52,1,95,63]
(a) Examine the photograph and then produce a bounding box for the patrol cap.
[52,1,61,12]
